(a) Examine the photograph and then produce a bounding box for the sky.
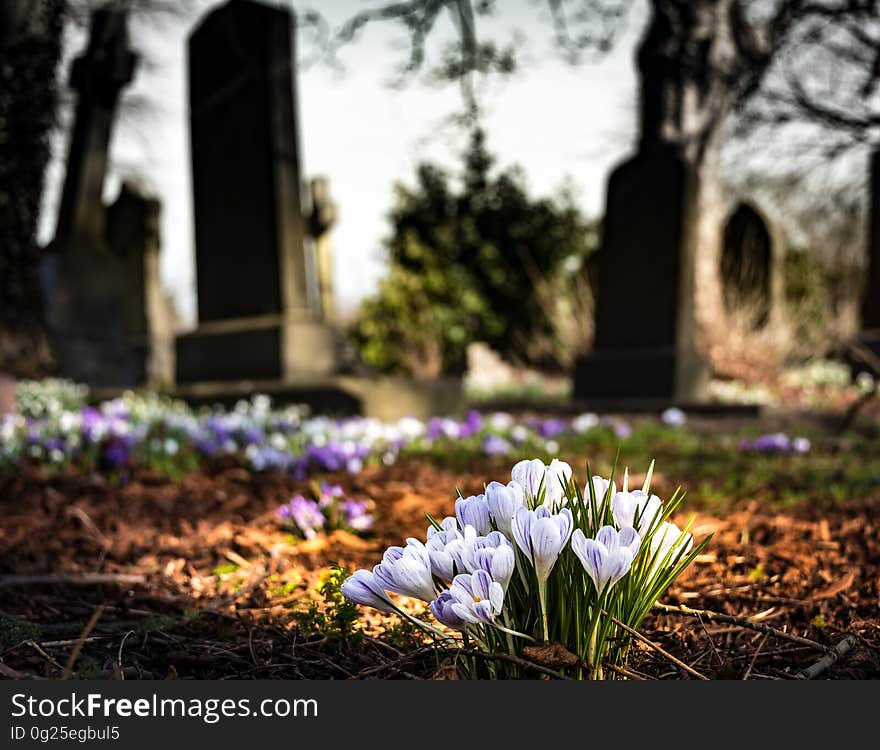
[38,0,649,328]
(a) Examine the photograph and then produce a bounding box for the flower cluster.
[738,433,811,454]
[0,385,645,484]
[342,457,707,679]
[276,481,374,539]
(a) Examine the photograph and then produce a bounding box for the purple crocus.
[277,495,325,539]
[342,499,373,531]
[482,434,512,456]
[538,418,566,439]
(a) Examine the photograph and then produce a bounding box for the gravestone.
[175,0,336,384]
[573,146,708,401]
[720,203,783,329]
[44,4,149,388]
[573,9,711,404]
[308,176,338,323]
[106,182,174,385]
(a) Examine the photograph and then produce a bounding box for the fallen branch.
[654,602,827,652]
[606,613,709,680]
[0,573,145,588]
[795,636,858,680]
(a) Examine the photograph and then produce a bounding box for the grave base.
[175,315,337,384]
[573,345,710,404]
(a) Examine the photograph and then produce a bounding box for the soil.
[0,459,878,680]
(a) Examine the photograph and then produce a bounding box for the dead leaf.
[522,642,580,669]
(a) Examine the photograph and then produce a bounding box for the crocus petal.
[530,516,564,583]
[511,506,534,561]
[489,544,515,591]
[511,458,545,493]
[341,570,395,613]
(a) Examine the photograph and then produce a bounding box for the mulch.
[0,459,878,680]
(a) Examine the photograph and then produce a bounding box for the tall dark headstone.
[44,4,149,388]
[573,147,707,401]
[573,10,710,404]
[175,0,336,384]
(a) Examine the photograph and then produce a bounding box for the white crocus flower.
[571,525,641,595]
[612,489,664,535]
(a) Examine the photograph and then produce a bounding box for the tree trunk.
[640,0,754,357]
[0,0,65,396]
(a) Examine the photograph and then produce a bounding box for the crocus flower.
[425,525,464,581]
[341,569,396,613]
[277,495,325,539]
[482,434,512,456]
[455,494,491,535]
[446,528,515,592]
[571,412,599,433]
[511,505,573,584]
[792,437,811,454]
[589,475,616,506]
[661,407,686,426]
[612,489,663,535]
[342,499,373,531]
[430,590,469,630]
[648,521,693,572]
[571,525,640,595]
[470,537,515,592]
[485,480,525,536]
[444,570,504,626]
[373,540,436,602]
[511,458,572,510]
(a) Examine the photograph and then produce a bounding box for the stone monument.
[44,4,155,388]
[175,0,336,384]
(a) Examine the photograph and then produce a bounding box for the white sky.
[39,0,649,327]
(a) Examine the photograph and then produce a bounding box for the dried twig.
[795,636,858,680]
[201,569,268,612]
[606,613,709,680]
[62,605,105,679]
[602,662,649,680]
[117,630,136,679]
[654,602,827,651]
[742,633,770,680]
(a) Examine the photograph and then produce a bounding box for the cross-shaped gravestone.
[45,5,156,389]
[54,5,136,247]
